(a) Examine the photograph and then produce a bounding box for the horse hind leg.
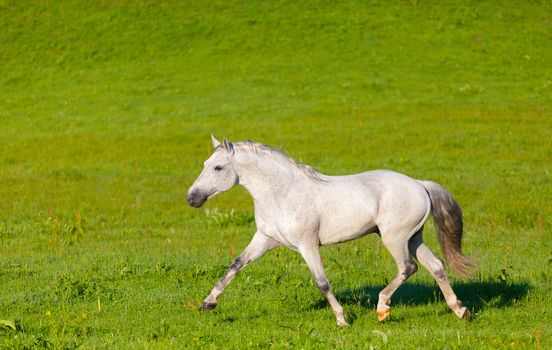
[376,235,418,321]
[408,230,470,320]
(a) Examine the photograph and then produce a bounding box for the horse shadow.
[309,279,531,317]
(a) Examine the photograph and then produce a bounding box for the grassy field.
[1,0,551,348]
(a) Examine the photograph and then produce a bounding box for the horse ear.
[211,135,221,148]
[222,137,233,153]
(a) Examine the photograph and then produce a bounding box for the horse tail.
[419,180,475,277]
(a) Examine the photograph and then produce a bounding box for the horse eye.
[214,165,223,171]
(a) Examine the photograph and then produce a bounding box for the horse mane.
[235,140,327,182]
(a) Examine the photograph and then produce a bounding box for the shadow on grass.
[310,279,531,315]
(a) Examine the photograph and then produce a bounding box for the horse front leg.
[299,245,349,327]
[199,232,279,311]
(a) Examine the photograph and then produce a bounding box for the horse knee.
[395,261,417,281]
[316,278,331,295]
[228,256,244,271]
[406,261,418,277]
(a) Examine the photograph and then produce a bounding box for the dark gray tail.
[419,180,475,277]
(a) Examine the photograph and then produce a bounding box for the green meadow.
[1,0,551,348]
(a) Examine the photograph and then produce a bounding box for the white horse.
[187,136,474,326]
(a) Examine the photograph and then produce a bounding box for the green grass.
[1,0,551,348]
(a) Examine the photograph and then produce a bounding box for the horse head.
[187,136,238,208]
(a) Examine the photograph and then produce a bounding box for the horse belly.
[318,206,377,245]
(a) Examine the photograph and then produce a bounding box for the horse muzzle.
[187,189,208,208]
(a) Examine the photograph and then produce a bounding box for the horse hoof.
[460,307,471,321]
[198,302,217,311]
[337,319,350,327]
[377,309,390,322]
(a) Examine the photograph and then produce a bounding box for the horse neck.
[233,152,297,204]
